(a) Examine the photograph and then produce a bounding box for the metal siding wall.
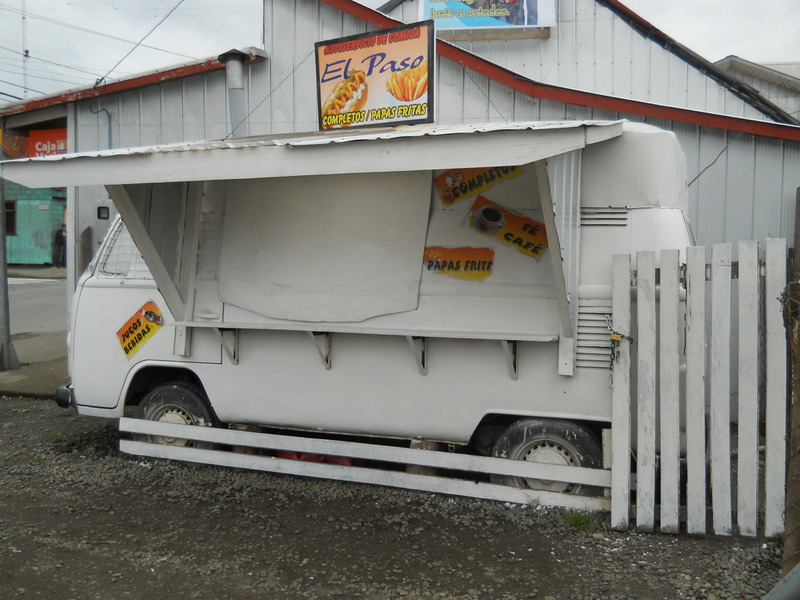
[139,86,163,146]
[246,61,272,135]
[295,1,324,132]
[74,100,108,152]
[181,76,207,142]
[202,70,228,139]
[782,144,800,240]
[724,136,757,242]
[689,128,728,243]
[118,94,142,148]
[437,58,466,124]
[558,0,578,90]
[592,12,614,95]
[160,79,185,143]
[268,0,301,132]
[610,12,633,97]
[753,138,787,240]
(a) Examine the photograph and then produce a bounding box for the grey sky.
[622,0,800,63]
[0,0,263,103]
[1,0,798,106]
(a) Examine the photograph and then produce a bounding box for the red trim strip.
[0,59,226,117]
[323,0,800,142]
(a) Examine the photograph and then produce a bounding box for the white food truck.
[1,120,693,496]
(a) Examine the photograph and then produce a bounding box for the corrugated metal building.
[715,56,800,122]
[1,0,800,277]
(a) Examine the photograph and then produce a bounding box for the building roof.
[762,62,800,80]
[593,1,799,126]
[715,56,800,94]
[2,0,800,142]
[0,49,265,119]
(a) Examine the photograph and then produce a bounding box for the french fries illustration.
[386,60,428,102]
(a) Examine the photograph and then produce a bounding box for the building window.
[5,201,16,236]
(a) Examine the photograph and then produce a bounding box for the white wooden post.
[737,241,759,536]
[636,251,657,532]
[765,238,788,537]
[710,244,732,535]
[659,249,681,533]
[685,246,707,535]
[611,254,632,530]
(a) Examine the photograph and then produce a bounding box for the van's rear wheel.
[490,418,601,494]
[138,382,216,447]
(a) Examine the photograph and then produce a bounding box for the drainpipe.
[218,50,249,138]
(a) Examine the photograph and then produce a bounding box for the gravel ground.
[0,396,783,600]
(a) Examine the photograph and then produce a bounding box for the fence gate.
[610,239,788,537]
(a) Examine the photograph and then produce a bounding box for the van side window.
[98,221,152,280]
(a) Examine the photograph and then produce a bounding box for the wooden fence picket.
[658,249,681,534]
[737,241,759,537]
[710,244,733,535]
[610,254,632,531]
[635,251,657,532]
[684,246,707,535]
[765,238,788,537]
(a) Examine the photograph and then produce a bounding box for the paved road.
[8,277,69,335]
[0,273,70,397]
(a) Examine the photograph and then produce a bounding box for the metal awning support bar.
[106,184,185,319]
[405,335,427,375]
[308,331,332,370]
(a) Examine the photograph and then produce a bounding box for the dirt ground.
[0,396,783,600]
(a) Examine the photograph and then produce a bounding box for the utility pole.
[0,176,20,370]
[785,188,800,575]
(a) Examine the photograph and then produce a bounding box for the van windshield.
[98,220,152,280]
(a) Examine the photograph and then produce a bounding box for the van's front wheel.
[137,382,216,446]
[490,418,601,494]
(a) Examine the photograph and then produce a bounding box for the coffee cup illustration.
[472,204,505,234]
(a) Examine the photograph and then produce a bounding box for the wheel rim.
[153,406,195,446]
[519,439,579,492]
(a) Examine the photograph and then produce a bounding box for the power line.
[0,4,196,60]
[0,77,45,95]
[96,0,187,86]
[0,44,102,77]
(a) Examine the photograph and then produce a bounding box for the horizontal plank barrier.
[119,418,611,512]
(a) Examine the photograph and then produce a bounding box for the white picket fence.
[610,239,788,537]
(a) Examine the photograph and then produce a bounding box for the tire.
[490,418,602,494]
[137,382,216,447]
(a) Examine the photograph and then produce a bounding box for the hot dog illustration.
[321,70,368,123]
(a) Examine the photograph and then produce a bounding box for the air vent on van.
[581,207,629,227]
[576,302,613,369]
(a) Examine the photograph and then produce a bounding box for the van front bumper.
[54,383,75,410]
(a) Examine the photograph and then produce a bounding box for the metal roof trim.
[275,120,624,146]
[4,121,622,166]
